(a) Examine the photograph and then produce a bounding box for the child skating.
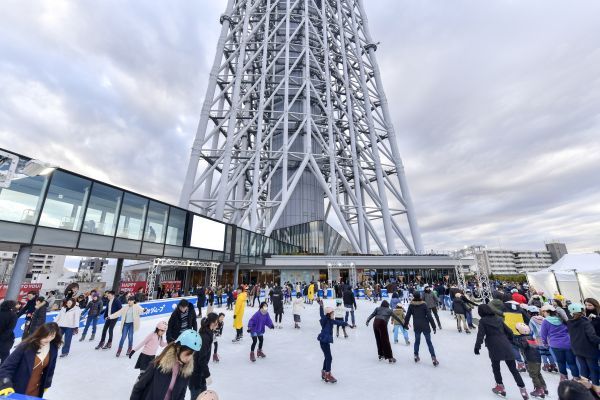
[293,293,305,329]
[317,299,353,383]
[392,303,410,345]
[129,321,167,377]
[334,299,348,338]
[514,322,548,398]
[247,302,274,362]
[213,313,224,362]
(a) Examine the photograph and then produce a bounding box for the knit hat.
[515,322,530,335]
[324,307,334,315]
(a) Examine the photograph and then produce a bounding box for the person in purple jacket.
[539,304,580,381]
[247,302,274,362]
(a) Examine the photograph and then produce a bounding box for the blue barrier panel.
[381,289,388,297]
[327,288,334,298]
[5,394,45,400]
[317,290,323,297]
[357,288,365,298]
[13,296,198,340]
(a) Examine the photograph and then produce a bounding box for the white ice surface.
[46,299,561,400]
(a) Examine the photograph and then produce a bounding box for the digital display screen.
[189,215,225,251]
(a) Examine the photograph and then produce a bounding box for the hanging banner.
[119,281,147,293]
[0,283,43,303]
[160,280,182,291]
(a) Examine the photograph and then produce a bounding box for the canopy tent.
[527,253,600,302]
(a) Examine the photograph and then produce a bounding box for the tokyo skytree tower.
[180,0,424,255]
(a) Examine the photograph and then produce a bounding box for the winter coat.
[342,290,357,309]
[566,317,600,358]
[528,315,548,348]
[110,303,145,332]
[334,305,345,319]
[56,305,81,329]
[271,287,283,314]
[514,335,541,363]
[366,307,403,325]
[134,332,166,356]
[233,291,247,330]
[392,308,406,326]
[0,342,58,397]
[166,306,197,343]
[292,298,305,315]
[189,330,213,390]
[17,299,36,318]
[130,347,194,400]
[317,306,347,344]
[0,303,18,344]
[248,310,274,335]
[85,299,103,317]
[475,315,516,361]
[452,298,468,315]
[102,298,122,319]
[404,301,436,333]
[540,317,571,349]
[28,305,48,335]
[423,291,438,309]
[512,292,527,304]
[196,289,206,307]
[308,284,315,301]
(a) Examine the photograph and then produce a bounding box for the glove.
[206,376,213,385]
[0,387,15,396]
[474,347,480,355]
[365,322,369,326]
[128,350,136,359]
[233,315,236,320]
[433,329,436,335]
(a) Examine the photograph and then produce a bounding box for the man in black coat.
[196,287,206,318]
[342,288,357,327]
[166,299,197,343]
[0,301,18,364]
[25,297,47,339]
[403,293,438,364]
[96,290,122,349]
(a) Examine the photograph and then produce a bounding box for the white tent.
[527,253,600,302]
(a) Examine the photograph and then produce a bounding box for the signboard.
[160,280,182,291]
[119,281,147,293]
[189,214,225,251]
[0,283,43,303]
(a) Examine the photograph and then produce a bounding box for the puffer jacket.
[540,316,570,349]
[566,317,600,357]
[423,291,438,309]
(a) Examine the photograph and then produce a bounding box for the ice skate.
[257,349,266,358]
[492,384,506,397]
[405,339,410,345]
[560,374,568,382]
[344,333,348,338]
[530,387,545,398]
[432,357,439,367]
[542,363,550,372]
[89,333,95,341]
[519,387,529,399]
[378,355,384,361]
[232,336,242,343]
[414,355,420,363]
[102,342,112,350]
[321,370,326,380]
[250,351,256,362]
[213,353,220,363]
[388,357,396,363]
[116,347,122,357]
[549,363,558,373]
[95,341,104,350]
[126,347,132,356]
[465,329,471,334]
[79,334,86,342]
[324,372,337,383]
[457,328,462,333]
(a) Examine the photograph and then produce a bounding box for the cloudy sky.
[1,0,599,254]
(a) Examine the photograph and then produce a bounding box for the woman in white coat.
[109,296,145,357]
[55,298,81,357]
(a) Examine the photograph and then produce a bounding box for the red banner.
[0,283,43,303]
[119,281,147,293]
[160,280,182,291]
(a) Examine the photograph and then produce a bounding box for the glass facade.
[271,220,353,255]
[38,171,91,231]
[144,201,168,243]
[166,208,186,246]
[0,158,47,224]
[82,183,121,236]
[116,193,148,240]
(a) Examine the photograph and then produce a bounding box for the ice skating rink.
[46,299,561,399]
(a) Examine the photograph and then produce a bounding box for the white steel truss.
[180,0,424,255]
[146,258,219,300]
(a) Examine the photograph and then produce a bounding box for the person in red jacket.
[511,289,527,304]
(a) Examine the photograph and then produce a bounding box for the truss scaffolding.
[146,258,220,300]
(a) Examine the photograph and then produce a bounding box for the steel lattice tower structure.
[180,0,424,255]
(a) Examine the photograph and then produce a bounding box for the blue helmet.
[176,329,201,351]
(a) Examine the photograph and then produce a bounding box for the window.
[82,183,122,236]
[166,207,186,246]
[0,159,47,224]
[116,193,148,240]
[38,171,91,230]
[144,201,168,243]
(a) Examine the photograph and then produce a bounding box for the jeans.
[61,327,74,355]
[414,330,436,357]
[83,315,98,336]
[393,325,409,343]
[118,322,134,349]
[100,318,118,343]
[550,347,580,378]
[320,342,332,372]
[577,355,600,385]
[492,359,525,387]
[344,307,355,326]
[466,309,473,327]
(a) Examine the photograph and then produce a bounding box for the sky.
[1,0,599,254]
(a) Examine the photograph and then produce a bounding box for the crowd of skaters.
[0,278,598,399]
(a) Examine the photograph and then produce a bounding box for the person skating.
[110,296,145,357]
[293,292,305,329]
[452,293,471,334]
[27,297,47,340]
[189,313,218,399]
[475,304,529,399]
[307,282,315,305]
[334,300,348,338]
[232,286,247,342]
[540,304,580,381]
[584,298,600,336]
[247,302,274,362]
[166,299,198,343]
[423,286,442,330]
[96,290,122,350]
[403,292,438,366]
[514,323,548,398]
[197,286,207,318]
[271,285,284,329]
[130,329,201,400]
[0,301,18,365]
[317,299,352,383]
[528,305,557,373]
[55,298,81,358]
[129,321,167,377]
[17,291,37,335]
[343,287,357,328]
[566,303,600,396]
[0,322,62,398]
[212,313,224,362]
[392,303,410,345]
[80,292,103,341]
[366,300,403,363]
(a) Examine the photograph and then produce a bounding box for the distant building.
[477,249,553,276]
[545,242,568,263]
[0,251,66,285]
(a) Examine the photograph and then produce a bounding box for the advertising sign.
[0,283,43,303]
[119,281,147,294]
